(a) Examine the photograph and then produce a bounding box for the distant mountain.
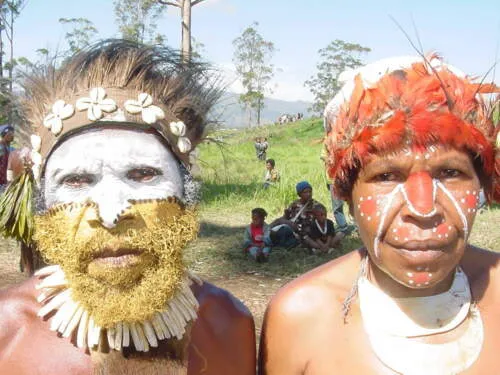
[211,92,313,129]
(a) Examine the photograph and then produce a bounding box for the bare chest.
[303,305,500,375]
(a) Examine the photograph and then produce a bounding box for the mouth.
[91,248,145,268]
[387,239,451,263]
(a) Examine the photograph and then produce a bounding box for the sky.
[13,0,500,102]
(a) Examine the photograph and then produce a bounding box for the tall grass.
[198,118,333,218]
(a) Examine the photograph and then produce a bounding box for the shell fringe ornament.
[35,265,202,352]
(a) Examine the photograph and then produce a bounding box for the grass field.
[1,117,499,335]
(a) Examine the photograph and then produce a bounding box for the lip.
[91,248,144,268]
[391,239,451,251]
[394,248,445,263]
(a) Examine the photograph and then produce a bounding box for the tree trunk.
[257,97,261,126]
[181,0,191,62]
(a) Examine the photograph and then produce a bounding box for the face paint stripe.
[436,181,469,240]
[400,178,438,218]
[374,185,402,258]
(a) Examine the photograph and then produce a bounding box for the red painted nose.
[404,171,435,215]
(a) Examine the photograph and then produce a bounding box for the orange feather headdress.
[324,54,500,202]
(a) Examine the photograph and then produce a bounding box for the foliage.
[232,22,275,126]
[305,39,370,115]
[114,0,166,44]
[59,18,98,54]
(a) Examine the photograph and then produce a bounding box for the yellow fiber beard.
[34,199,198,328]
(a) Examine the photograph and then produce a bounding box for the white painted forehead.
[323,55,466,122]
[45,128,176,171]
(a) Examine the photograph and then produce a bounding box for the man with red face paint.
[259,55,500,375]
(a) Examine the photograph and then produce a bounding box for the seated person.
[263,158,280,189]
[303,203,343,254]
[259,55,500,374]
[270,181,319,248]
[243,208,272,262]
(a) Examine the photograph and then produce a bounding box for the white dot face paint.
[44,128,183,228]
[352,145,481,292]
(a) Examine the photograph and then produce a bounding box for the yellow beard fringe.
[33,199,202,352]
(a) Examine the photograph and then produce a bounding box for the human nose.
[89,180,132,229]
[401,171,439,219]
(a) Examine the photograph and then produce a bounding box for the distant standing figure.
[0,125,14,187]
[243,208,272,262]
[259,138,269,161]
[254,137,263,160]
[263,158,280,189]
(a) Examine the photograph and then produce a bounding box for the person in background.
[263,158,280,189]
[244,208,272,262]
[321,146,357,236]
[254,137,262,160]
[0,125,14,187]
[303,203,343,254]
[260,137,269,160]
[270,181,319,249]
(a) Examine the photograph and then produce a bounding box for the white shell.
[169,121,186,136]
[90,87,106,102]
[75,97,91,111]
[124,100,143,114]
[31,135,41,152]
[141,106,163,124]
[139,93,153,107]
[177,137,192,153]
[43,113,56,129]
[51,119,63,135]
[30,150,42,166]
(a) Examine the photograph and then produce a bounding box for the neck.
[367,258,455,298]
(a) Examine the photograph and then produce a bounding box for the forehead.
[45,128,174,170]
[362,144,475,170]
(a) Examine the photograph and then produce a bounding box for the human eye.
[60,174,94,188]
[126,167,162,182]
[372,171,401,183]
[437,168,463,180]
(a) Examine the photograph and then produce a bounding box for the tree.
[233,22,275,126]
[59,18,98,54]
[158,0,206,62]
[114,0,166,44]
[0,0,26,122]
[305,39,370,114]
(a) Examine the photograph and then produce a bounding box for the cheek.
[354,194,387,241]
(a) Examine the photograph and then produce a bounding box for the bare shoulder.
[461,245,500,301]
[267,250,364,322]
[0,278,39,343]
[192,280,253,324]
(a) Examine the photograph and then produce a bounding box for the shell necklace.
[35,265,201,353]
[358,262,483,375]
[315,219,328,235]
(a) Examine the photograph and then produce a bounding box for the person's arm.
[263,224,272,246]
[302,235,324,251]
[258,288,310,374]
[243,226,252,250]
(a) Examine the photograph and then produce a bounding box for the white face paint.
[44,128,183,228]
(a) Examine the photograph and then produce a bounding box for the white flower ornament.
[124,93,165,124]
[76,88,117,121]
[169,121,191,153]
[43,100,75,135]
[30,134,43,180]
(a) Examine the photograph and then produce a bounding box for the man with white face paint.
[259,55,500,374]
[0,40,256,375]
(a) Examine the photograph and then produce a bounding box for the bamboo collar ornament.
[0,40,221,353]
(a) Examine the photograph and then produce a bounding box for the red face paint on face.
[351,145,481,295]
[404,171,435,216]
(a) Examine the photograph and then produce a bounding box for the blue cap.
[296,181,312,194]
[0,125,14,136]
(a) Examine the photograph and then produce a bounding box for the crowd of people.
[244,179,355,261]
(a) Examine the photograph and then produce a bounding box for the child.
[263,158,280,189]
[243,208,272,262]
[304,203,343,254]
